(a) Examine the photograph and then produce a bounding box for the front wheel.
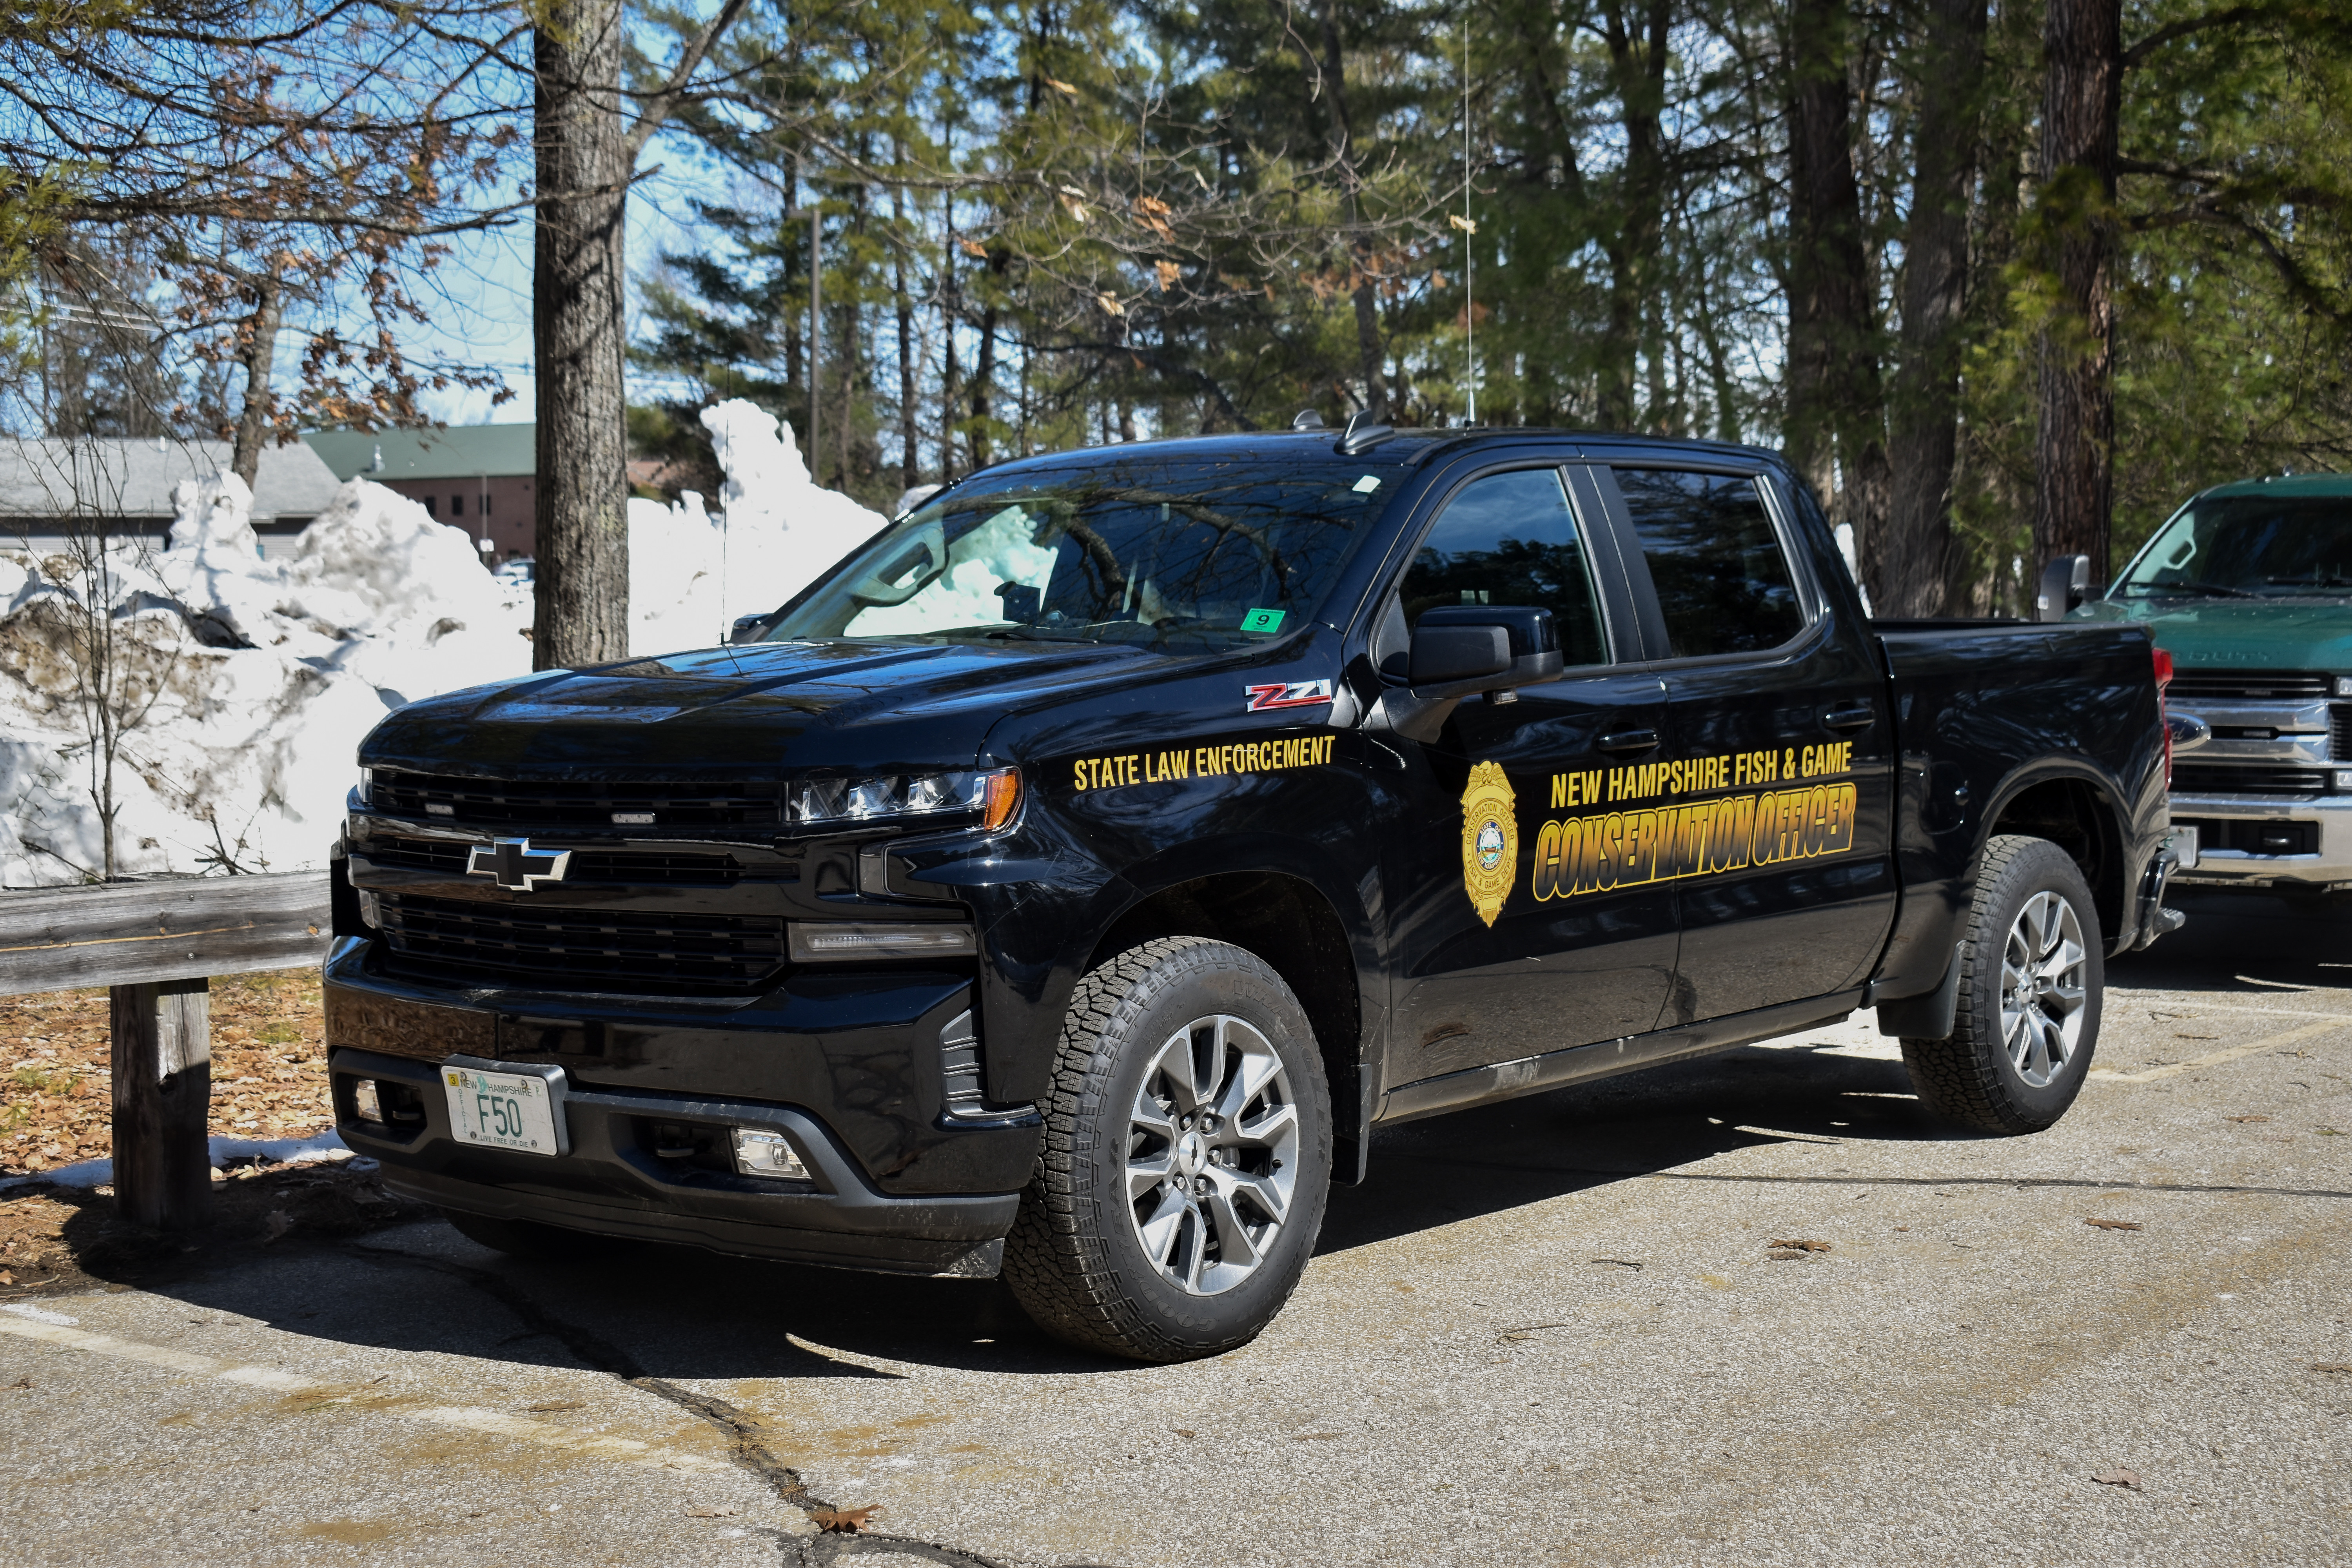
[1901,833,2104,1134]
[1004,936,1332,1362]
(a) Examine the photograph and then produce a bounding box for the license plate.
[442,1067,561,1156]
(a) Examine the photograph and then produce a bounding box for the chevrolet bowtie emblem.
[466,837,572,891]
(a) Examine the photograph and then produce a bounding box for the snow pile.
[0,405,889,886]
[0,479,534,885]
[624,399,891,644]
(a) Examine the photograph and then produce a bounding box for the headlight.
[2337,675,2352,698]
[791,767,1021,831]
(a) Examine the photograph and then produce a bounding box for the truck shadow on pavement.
[90,889,2352,1383]
[115,1039,1938,1383]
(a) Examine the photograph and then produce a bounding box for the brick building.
[303,425,537,562]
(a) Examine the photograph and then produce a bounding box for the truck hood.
[360,639,1172,775]
[2078,597,2352,671]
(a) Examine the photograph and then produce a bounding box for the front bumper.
[334,1046,1014,1274]
[2169,791,2352,893]
[323,938,1040,1274]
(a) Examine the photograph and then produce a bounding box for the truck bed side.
[1871,619,2168,1002]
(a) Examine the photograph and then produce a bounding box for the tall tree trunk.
[891,175,917,491]
[1313,0,1388,415]
[1785,0,1891,591]
[941,189,960,482]
[1882,0,1989,617]
[229,271,283,488]
[969,299,996,469]
[1596,0,1670,432]
[531,0,630,670]
[2033,0,2122,586]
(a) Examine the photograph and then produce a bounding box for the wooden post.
[110,977,213,1230]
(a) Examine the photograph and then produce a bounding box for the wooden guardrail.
[0,872,334,1229]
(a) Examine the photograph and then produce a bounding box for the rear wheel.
[1004,936,1332,1362]
[1902,834,2103,1134]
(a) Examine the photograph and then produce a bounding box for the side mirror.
[729,613,771,645]
[2037,554,2091,622]
[1408,606,1565,699]
[1381,606,1565,742]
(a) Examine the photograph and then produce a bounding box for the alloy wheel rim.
[1125,1014,1299,1296]
[2000,890,2088,1087]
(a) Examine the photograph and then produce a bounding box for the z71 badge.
[1243,679,1334,713]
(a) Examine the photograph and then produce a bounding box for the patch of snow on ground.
[0,1130,359,1195]
[0,407,887,886]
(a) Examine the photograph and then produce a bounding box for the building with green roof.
[303,425,537,560]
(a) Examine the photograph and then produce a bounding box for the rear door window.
[1612,468,1804,658]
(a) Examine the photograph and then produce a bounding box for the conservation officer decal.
[1459,761,1517,927]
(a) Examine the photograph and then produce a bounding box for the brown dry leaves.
[0,1193,73,1288]
[1767,1238,1830,1260]
[811,1505,881,1534]
[2090,1469,2143,1490]
[2083,1218,2144,1232]
[2,972,332,1175]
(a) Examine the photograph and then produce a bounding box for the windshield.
[758,450,1414,651]
[2114,492,2352,599]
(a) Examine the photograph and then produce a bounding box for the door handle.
[1820,703,1876,732]
[1597,728,1661,755]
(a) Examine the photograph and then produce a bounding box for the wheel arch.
[1085,866,1368,1182]
[1979,767,2129,953]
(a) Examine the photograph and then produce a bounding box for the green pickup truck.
[2076,473,2352,900]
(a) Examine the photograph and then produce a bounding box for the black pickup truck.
[325,424,2179,1362]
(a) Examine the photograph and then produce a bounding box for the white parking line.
[2090,1019,2346,1084]
[0,1312,728,1473]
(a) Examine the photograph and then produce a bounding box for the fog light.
[789,922,978,961]
[732,1128,810,1180]
[2337,675,2352,697]
[2336,769,2352,791]
[352,1079,382,1122]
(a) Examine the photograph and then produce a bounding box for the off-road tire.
[1902,834,2103,1134]
[1003,936,1332,1363]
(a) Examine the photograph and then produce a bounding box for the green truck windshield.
[762,452,1411,652]
[2116,493,2352,598]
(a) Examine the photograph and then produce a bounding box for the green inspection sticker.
[1239,607,1286,634]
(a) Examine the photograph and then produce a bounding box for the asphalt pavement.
[5,886,2350,1567]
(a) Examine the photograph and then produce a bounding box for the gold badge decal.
[1459,760,1517,927]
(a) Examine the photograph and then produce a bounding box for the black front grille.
[2167,669,2332,703]
[2336,705,2351,761]
[2172,762,2331,796]
[376,893,786,993]
[363,837,742,885]
[2175,817,2321,856]
[371,771,780,827]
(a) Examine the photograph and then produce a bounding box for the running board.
[1373,989,1867,1127]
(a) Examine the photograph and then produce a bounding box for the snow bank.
[624,399,891,645]
[0,406,887,886]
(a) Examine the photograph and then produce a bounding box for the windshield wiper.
[2127,578,2256,598]
[985,626,1093,642]
[2263,574,2352,589]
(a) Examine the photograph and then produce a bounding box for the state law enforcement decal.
[1459,761,1517,928]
